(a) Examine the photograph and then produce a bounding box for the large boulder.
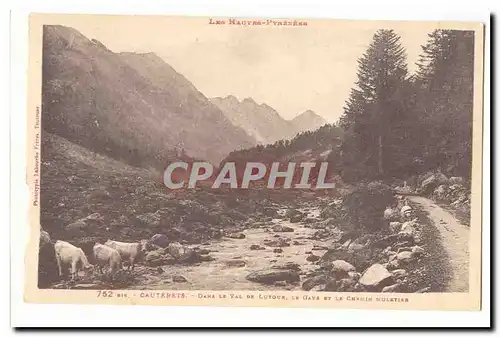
[246,269,300,285]
[331,260,356,274]
[167,242,199,264]
[145,250,174,267]
[149,234,170,248]
[421,175,438,195]
[272,224,294,233]
[40,230,51,248]
[359,264,393,289]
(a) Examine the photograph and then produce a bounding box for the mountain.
[41,25,256,167]
[210,96,298,144]
[291,110,328,133]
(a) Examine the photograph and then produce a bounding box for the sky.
[45,15,439,123]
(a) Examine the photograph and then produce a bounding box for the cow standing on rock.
[104,240,147,271]
[54,240,94,280]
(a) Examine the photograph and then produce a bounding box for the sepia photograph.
[23,13,484,311]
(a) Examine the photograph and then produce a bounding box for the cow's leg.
[56,254,63,278]
[130,257,135,271]
[71,261,77,281]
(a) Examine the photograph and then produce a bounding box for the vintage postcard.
[24,13,485,311]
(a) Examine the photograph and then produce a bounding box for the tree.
[413,30,475,179]
[339,29,413,182]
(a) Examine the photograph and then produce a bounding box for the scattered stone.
[359,264,393,289]
[272,224,294,233]
[382,283,402,293]
[273,248,284,254]
[172,275,188,283]
[415,286,431,293]
[389,222,402,233]
[348,271,361,281]
[312,245,329,251]
[273,262,301,271]
[391,269,408,279]
[250,244,265,251]
[199,255,215,262]
[227,233,246,239]
[293,241,304,245]
[225,260,246,268]
[397,251,413,263]
[145,250,175,267]
[302,275,328,291]
[411,245,425,256]
[149,234,170,248]
[306,255,320,262]
[331,260,356,273]
[167,242,199,264]
[274,281,288,287]
[246,269,300,285]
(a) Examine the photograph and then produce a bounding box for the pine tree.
[339,29,412,182]
[414,30,475,178]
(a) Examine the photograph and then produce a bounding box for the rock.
[400,205,412,217]
[136,212,161,228]
[383,208,398,220]
[389,222,402,233]
[225,259,246,268]
[331,260,356,273]
[382,283,402,293]
[415,286,431,293]
[435,172,449,184]
[39,230,51,247]
[227,233,246,239]
[341,239,352,250]
[72,283,105,290]
[264,238,290,248]
[306,255,320,262]
[312,245,328,251]
[293,241,304,245]
[273,248,284,254]
[250,244,265,251]
[359,264,393,289]
[411,245,425,256]
[272,224,294,233]
[386,259,400,270]
[397,251,413,263]
[337,278,357,291]
[348,271,361,281]
[274,281,288,287]
[290,214,305,223]
[449,176,464,184]
[167,242,199,264]
[172,275,188,283]
[149,234,170,248]
[272,262,301,271]
[199,255,215,262]
[399,221,416,238]
[391,269,408,279]
[246,269,300,285]
[421,175,438,194]
[302,275,328,291]
[145,250,174,267]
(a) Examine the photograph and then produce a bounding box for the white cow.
[54,240,93,280]
[93,243,122,276]
[104,240,146,270]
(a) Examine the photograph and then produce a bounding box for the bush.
[342,182,395,232]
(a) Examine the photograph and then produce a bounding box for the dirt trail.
[408,196,469,292]
[129,207,338,291]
